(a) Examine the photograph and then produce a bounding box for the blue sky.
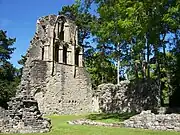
[0,0,75,68]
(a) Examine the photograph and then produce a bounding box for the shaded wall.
[95,80,160,113]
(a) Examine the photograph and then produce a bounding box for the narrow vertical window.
[63,46,67,64]
[75,50,79,66]
[42,47,44,60]
[60,22,64,41]
[55,45,59,62]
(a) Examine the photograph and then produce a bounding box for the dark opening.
[63,46,67,64]
[59,22,64,40]
[75,50,79,66]
[42,47,44,60]
[55,45,59,62]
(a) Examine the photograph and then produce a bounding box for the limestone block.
[64,22,70,43]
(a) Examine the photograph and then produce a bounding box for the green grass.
[86,112,136,123]
[1,115,180,135]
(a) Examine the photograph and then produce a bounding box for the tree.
[59,0,95,50]
[87,0,180,106]
[0,30,15,62]
[0,30,19,108]
[18,55,27,77]
[85,45,117,88]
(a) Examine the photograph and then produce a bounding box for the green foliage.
[59,2,117,88]
[0,30,15,62]
[0,30,20,108]
[61,0,180,106]
[87,112,136,123]
[59,1,95,47]
[85,47,117,88]
[86,0,180,106]
[18,55,27,77]
[18,55,26,66]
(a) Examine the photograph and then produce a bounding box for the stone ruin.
[1,14,92,133]
[0,94,51,133]
[0,97,51,133]
[123,110,180,132]
[17,14,92,115]
[92,80,160,113]
[92,81,180,132]
[1,13,176,133]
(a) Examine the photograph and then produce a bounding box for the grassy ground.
[1,115,180,135]
[86,112,136,123]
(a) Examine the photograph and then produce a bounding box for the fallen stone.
[123,110,180,132]
[68,118,122,127]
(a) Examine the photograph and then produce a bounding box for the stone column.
[44,43,49,61]
[47,25,51,38]
[58,22,62,35]
[59,46,63,63]
[55,23,59,39]
[72,42,76,76]
[49,25,54,62]
[64,22,70,43]
[79,49,83,67]
[72,44,75,66]
[76,26,78,45]
[67,47,72,65]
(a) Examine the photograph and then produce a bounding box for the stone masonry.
[93,80,159,113]
[17,14,92,115]
[0,95,51,133]
[123,110,180,132]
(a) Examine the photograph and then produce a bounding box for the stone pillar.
[76,26,78,45]
[72,45,75,66]
[59,46,63,63]
[55,23,59,39]
[79,49,83,67]
[67,47,72,65]
[72,42,76,76]
[44,44,49,61]
[49,25,54,62]
[47,25,51,38]
[64,22,70,43]
[59,22,62,35]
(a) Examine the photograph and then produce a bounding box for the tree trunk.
[117,59,120,84]
[154,45,163,106]
[146,34,150,79]
[117,43,120,84]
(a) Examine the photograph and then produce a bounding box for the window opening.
[63,46,67,64]
[55,45,59,62]
[75,50,79,66]
[59,22,64,40]
[42,47,44,60]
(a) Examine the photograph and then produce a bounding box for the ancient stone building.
[93,80,160,114]
[17,15,92,115]
[15,14,160,116]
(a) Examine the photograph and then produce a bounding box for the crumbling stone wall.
[17,14,92,115]
[123,110,180,132]
[0,96,51,134]
[95,80,159,113]
[35,63,92,115]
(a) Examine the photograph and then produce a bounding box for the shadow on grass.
[86,112,137,122]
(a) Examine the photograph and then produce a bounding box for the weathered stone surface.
[0,107,7,119]
[123,110,180,132]
[0,96,51,134]
[94,80,159,113]
[68,119,121,127]
[17,14,92,115]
